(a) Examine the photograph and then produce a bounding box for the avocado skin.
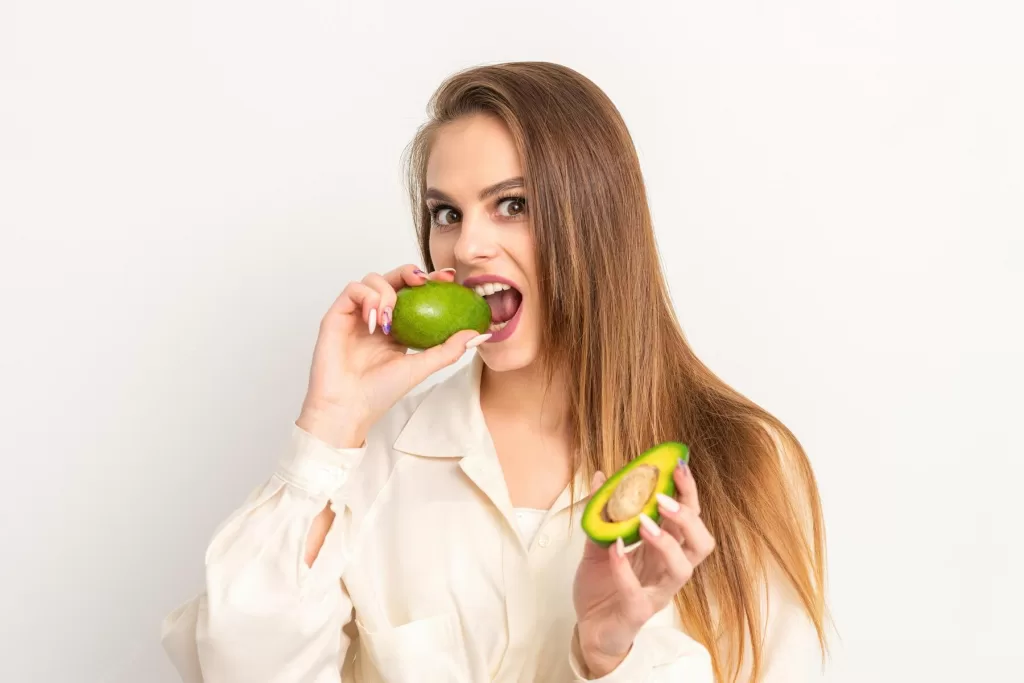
[581,442,689,547]
[390,281,492,349]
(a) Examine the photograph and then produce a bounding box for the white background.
[2,1,1022,681]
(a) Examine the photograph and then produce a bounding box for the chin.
[476,341,540,373]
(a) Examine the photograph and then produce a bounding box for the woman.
[163,61,829,682]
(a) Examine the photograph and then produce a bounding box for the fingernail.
[465,333,491,349]
[413,268,426,276]
[381,307,392,335]
[638,513,662,537]
[678,459,689,475]
[656,493,680,512]
[368,308,377,334]
[439,267,456,274]
[615,537,625,557]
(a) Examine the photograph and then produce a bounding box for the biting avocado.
[390,280,491,349]
[581,442,689,546]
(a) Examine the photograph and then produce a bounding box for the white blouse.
[513,508,548,547]
[161,354,823,682]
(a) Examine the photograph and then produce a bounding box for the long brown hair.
[404,61,828,682]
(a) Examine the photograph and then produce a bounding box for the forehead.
[425,113,522,194]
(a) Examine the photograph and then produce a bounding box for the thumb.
[404,329,488,386]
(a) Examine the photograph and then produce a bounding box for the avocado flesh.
[390,280,492,350]
[581,442,689,547]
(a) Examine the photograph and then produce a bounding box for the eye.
[496,197,527,218]
[431,206,461,227]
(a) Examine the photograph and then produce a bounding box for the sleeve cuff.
[568,623,711,682]
[275,423,367,497]
[568,626,650,683]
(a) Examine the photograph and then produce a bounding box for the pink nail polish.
[465,333,491,349]
[638,513,662,537]
[656,493,680,512]
[615,537,625,557]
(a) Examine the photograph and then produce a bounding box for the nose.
[453,208,500,265]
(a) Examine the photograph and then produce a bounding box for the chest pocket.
[355,612,471,683]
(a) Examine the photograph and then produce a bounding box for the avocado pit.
[603,464,659,522]
[580,441,688,547]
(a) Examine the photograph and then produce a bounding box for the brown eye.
[433,207,461,226]
[497,197,527,218]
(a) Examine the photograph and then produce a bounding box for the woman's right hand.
[295,264,489,449]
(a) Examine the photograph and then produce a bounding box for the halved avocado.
[581,442,689,547]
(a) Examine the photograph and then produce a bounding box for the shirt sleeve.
[567,603,715,682]
[160,424,367,683]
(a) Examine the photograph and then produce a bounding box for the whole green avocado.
[390,280,492,349]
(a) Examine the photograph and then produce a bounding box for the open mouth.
[464,276,523,341]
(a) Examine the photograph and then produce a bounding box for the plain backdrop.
[2,1,1022,681]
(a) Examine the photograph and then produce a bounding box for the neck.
[479,359,570,436]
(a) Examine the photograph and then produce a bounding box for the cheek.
[509,224,538,276]
[427,233,456,269]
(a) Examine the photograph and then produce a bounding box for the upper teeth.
[473,282,512,297]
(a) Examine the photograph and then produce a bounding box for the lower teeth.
[489,320,508,332]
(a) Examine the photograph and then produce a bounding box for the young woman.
[163,62,829,682]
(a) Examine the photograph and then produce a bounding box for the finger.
[607,538,650,627]
[379,264,431,291]
[673,460,700,516]
[659,504,716,567]
[362,273,399,335]
[581,535,610,563]
[590,470,607,491]
[403,329,488,387]
[637,513,694,599]
[654,493,686,545]
[427,267,457,282]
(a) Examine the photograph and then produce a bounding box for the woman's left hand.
[572,461,716,678]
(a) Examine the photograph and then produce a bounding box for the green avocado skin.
[390,281,492,349]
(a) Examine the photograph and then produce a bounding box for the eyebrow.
[425,177,525,205]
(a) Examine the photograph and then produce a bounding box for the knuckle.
[690,536,715,559]
[679,507,700,526]
[672,559,694,584]
[665,508,686,526]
